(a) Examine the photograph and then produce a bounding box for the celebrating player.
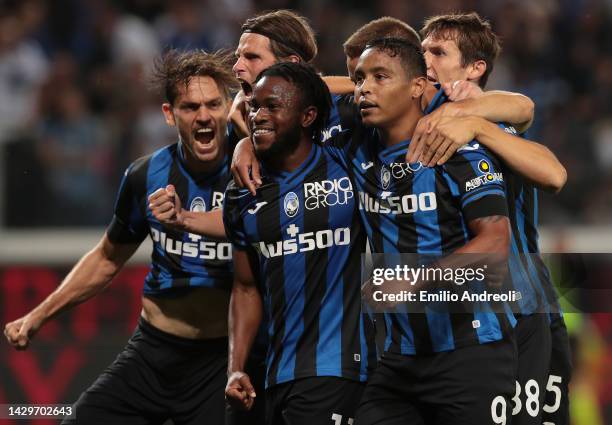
[223,62,376,425]
[320,37,516,425]
[4,50,238,425]
[229,10,318,138]
[232,16,553,196]
[408,13,570,425]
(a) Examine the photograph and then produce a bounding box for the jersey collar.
[424,83,448,115]
[261,142,321,185]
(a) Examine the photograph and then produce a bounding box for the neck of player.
[182,141,226,175]
[379,108,424,147]
[264,134,313,174]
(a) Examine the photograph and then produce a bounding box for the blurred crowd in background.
[1,0,612,226]
[1,1,612,423]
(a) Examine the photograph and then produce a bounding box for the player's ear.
[162,103,176,127]
[411,76,427,98]
[286,54,301,64]
[467,60,486,82]
[301,106,317,128]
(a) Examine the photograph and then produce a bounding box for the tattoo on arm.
[473,215,506,225]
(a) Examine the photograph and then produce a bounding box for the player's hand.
[418,116,479,167]
[441,80,484,102]
[148,184,185,230]
[225,371,256,411]
[4,313,43,350]
[228,90,250,139]
[231,138,261,196]
[407,103,460,165]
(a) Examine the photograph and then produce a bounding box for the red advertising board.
[0,266,148,425]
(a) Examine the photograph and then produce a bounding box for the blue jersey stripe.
[146,148,174,289]
[462,188,506,208]
[276,183,305,384]
[425,309,455,351]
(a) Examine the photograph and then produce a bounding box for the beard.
[254,124,303,164]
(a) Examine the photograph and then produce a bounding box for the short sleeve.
[106,159,149,244]
[222,183,250,250]
[442,142,508,222]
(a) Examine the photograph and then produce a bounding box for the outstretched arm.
[3,235,139,349]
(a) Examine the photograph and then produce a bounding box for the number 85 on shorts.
[491,377,564,425]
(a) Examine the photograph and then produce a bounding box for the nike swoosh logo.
[361,162,374,170]
[248,202,268,214]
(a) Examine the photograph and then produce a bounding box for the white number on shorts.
[491,395,507,425]
[543,375,562,414]
[331,413,354,425]
[511,379,541,417]
[525,379,540,417]
[512,381,522,416]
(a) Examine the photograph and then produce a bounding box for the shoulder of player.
[440,141,505,179]
[445,140,497,163]
[224,179,269,207]
[225,179,251,197]
[125,143,177,177]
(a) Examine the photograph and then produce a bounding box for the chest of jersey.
[145,163,231,263]
[243,161,357,259]
[349,148,439,217]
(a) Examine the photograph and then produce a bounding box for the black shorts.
[542,315,572,425]
[266,377,365,425]
[62,318,227,425]
[355,337,517,425]
[513,313,552,424]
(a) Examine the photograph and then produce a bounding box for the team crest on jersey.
[381,166,391,189]
[190,197,206,212]
[284,192,299,217]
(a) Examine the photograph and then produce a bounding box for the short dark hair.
[241,10,317,63]
[364,37,426,79]
[421,12,501,87]
[255,62,331,141]
[343,17,421,59]
[151,49,239,105]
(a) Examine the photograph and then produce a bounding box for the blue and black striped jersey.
[425,86,560,317]
[223,143,376,388]
[325,127,516,354]
[497,124,561,318]
[107,142,233,295]
[321,94,358,143]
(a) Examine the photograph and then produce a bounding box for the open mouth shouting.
[193,127,216,153]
